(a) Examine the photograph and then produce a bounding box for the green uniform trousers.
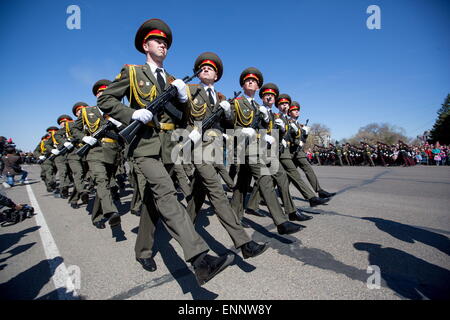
[231,161,287,226]
[54,156,70,189]
[90,160,118,224]
[247,164,296,215]
[67,156,86,204]
[294,151,322,193]
[133,156,209,262]
[187,162,250,249]
[280,157,316,200]
[214,164,235,189]
[41,160,56,189]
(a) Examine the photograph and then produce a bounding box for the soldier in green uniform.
[44,126,70,197]
[288,101,336,199]
[184,52,268,258]
[97,18,234,285]
[275,96,331,207]
[229,68,304,235]
[54,114,89,208]
[71,100,122,229]
[33,134,57,192]
[245,84,312,222]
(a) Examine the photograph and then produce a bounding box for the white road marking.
[25,182,79,300]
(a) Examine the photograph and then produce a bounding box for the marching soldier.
[184,52,268,258]
[33,134,57,192]
[44,126,69,197]
[97,18,234,285]
[71,99,122,230]
[246,83,312,222]
[288,101,336,199]
[275,95,331,207]
[54,114,90,208]
[229,68,303,235]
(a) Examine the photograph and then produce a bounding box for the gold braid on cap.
[129,65,158,108]
[81,107,100,134]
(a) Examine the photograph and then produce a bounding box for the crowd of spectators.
[412,142,449,166]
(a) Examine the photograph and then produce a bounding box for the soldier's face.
[279,102,290,113]
[290,110,299,118]
[199,66,218,85]
[243,78,259,92]
[262,93,275,106]
[143,39,167,61]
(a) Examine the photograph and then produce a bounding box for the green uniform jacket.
[186,84,233,145]
[71,106,120,164]
[97,64,187,162]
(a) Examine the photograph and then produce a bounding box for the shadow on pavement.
[362,217,450,256]
[0,257,63,300]
[194,208,256,273]
[354,242,450,299]
[0,226,40,254]
[336,170,389,195]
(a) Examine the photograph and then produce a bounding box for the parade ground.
[1,164,449,300]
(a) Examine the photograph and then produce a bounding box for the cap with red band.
[135,19,173,53]
[194,52,224,82]
[289,101,301,112]
[259,82,279,99]
[276,93,292,106]
[92,79,112,96]
[239,67,263,87]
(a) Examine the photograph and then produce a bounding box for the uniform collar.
[146,62,165,76]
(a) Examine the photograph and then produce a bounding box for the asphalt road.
[1,164,449,300]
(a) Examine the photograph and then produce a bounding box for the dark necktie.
[251,99,257,110]
[207,88,215,105]
[155,68,166,90]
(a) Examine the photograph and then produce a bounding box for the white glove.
[259,106,269,123]
[302,126,310,135]
[172,79,188,103]
[51,149,60,155]
[264,134,275,145]
[132,109,153,124]
[275,118,284,127]
[222,133,229,140]
[299,141,304,147]
[282,139,287,148]
[82,136,97,146]
[219,100,231,114]
[107,117,123,128]
[242,127,256,137]
[64,142,74,149]
[290,122,298,132]
[39,155,45,160]
[188,129,202,144]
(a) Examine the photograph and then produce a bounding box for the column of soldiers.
[309,140,416,166]
[31,18,341,286]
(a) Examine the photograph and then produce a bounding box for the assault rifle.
[119,69,201,145]
[179,91,241,150]
[76,115,121,157]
